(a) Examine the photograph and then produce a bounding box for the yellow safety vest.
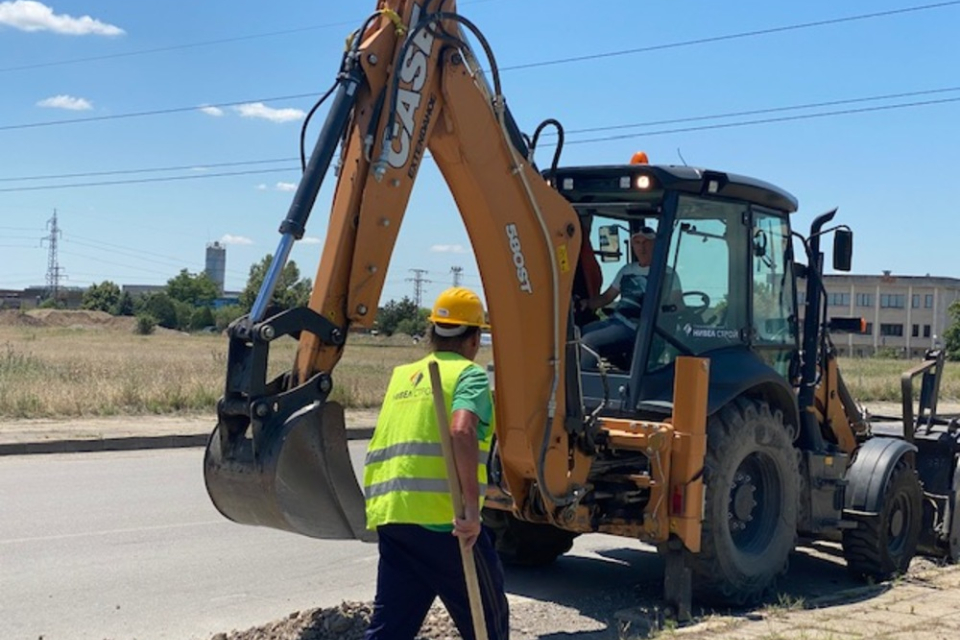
[363,352,494,529]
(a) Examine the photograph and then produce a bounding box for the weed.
[0,322,954,419]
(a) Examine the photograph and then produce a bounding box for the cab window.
[648,196,749,371]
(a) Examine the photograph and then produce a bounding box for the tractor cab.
[554,160,803,418]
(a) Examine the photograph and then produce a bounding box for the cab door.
[750,208,799,377]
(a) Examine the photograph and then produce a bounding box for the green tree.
[137,292,179,329]
[38,297,65,309]
[190,305,216,331]
[135,314,157,335]
[214,304,245,331]
[166,269,219,307]
[239,255,312,313]
[116,291,135,316]
[82,281,122,314]
[376,297,427,336]
[943,300,960,361]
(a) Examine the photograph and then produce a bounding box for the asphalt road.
[0,445,382,640]
[0,444,877,640]
[0,444,664,640]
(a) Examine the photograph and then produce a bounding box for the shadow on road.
[501,540,893,639]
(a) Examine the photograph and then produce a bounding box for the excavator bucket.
[204,400,374,542]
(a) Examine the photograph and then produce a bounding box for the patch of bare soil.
[212,602,461,640]
[203,547,959,640]
[0,309,180,334]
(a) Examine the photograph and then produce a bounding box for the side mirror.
[597,224,622,263]
[833,229,853,272]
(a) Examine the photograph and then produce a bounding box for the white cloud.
[198,105,224,117]
[0,1,124,35]
[233,102,304,123]
[430,244,467,254]
[220,234,254,246]
[275,182,297,192]
[36,94,92,110]
[255,184,267,191]
[300,237,322,245]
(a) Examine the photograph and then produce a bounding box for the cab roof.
[548,164,799,214]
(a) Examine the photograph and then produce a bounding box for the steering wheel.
[682,290,711,315]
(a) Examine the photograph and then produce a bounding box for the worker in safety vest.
[363,287,509,640]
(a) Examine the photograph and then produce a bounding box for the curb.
[0,427,376,457]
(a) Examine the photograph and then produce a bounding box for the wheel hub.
[732,479,757,523]
[889,504,905,539]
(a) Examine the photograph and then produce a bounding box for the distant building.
[21,286,83,309]
[799,272,960,358]
[205,242,227,295]
[212,291,242,309]
[121,284,166,297]
[0,289,25,310]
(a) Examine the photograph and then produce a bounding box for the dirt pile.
[0,309,142,332]
[210,601,462,640]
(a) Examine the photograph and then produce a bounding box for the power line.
[0,92,955,193]
[3,2,956,133]
[0,25,355,74]
[0,157,296,183]
[57,249,183,278]
[557,86,960,137]
[0,166,297,193]
[0,0,505,74]
[4,84,956,186]
[563,96,960,146]
[63,233,249,278]
[500,1,960,72]
[0,94,318,132]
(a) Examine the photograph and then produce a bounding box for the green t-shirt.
[452,364,493,441]
[422,363,492,532]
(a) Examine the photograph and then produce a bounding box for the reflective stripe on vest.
[363,352,494,529]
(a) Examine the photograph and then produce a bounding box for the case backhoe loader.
[204,0,960,618]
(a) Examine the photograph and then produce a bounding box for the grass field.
[0,323,956,419]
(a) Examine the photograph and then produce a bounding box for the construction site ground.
[3,407,959,639]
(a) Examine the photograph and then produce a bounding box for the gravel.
[209,602,462,640]
[202,548,956,640]
[205,590,654,640]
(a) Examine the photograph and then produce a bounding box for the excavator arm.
[204,0,593,540]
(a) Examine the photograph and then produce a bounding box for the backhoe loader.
[203,0,960,618]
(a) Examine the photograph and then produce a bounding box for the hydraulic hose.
[375,9,576,508]
[435,13,575,508]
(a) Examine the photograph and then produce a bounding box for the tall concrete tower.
[205,241,226,295]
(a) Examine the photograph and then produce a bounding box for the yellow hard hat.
[428,287,490,333]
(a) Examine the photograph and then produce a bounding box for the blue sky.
[1,0,958,305]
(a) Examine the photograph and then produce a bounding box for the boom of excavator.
[204,0,960,618]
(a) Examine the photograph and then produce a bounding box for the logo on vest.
[410,370,424,388]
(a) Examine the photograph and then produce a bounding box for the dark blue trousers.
[364,523,510,640]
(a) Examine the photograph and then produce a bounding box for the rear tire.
[692,398,799,606]
[842,459,922,580]
[482,508,578,566]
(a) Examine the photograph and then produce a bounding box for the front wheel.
[692,398,800,606]
[842,460,922,580]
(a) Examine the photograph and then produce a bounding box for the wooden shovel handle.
[428,360,489,640]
